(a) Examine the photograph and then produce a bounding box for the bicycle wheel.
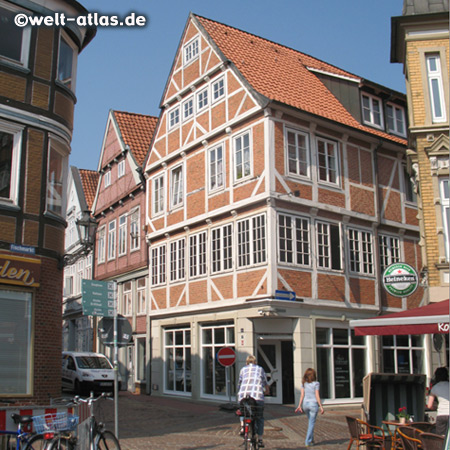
[23,434,46,450]
[47,436,74,450]
[95,430,121,450]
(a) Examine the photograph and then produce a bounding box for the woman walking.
[295,368,324,446]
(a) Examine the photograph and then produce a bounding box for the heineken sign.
[382,263,419,297]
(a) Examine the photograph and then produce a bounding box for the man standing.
[237,355,270,448]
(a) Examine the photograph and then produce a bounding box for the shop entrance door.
[257,340,282,404]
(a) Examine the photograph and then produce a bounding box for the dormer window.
[386,103,406,137]
[183,37,199,66]
[361,93,384,129]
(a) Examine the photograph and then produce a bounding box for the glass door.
[257,340,282,404]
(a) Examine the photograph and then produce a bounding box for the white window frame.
[107,220,116,261]
[278,213,311,267]
[152,173,165,217]
[183,36,199,66]
[46,138,68,217]
[97,225,106,264]
[317,137,340,186]
[0,119,23,206]
[208,143,225,193]
[285,128,310,179]
[130,207,140,252]
[197,87,208,112]
[151,244,166,286]
[379,235,401,272]
[170,238,186,282]
[212,77,225,102]
[211,224,233,274]
[440,178,450,260]
[118,159,125,178]
[316,221,342,271]
[137,277,146,315]
[170,165,183,209]
[122,281,132,317]
[118,214,127,257]
[57,30,77,92]
[104,170,111,188]
[348,228,374,275]
[237,214,267,268]
[168,106,180,130]
[361,93,384,129]
[183,97,194,121]
[386,103,406,137]
[233,131,252,182]
[426,53,447,123]
[189,231,207,278]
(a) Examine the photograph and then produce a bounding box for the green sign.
[382,263,419,298]
[82,279,116,317]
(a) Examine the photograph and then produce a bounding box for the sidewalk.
[97,391,359,449]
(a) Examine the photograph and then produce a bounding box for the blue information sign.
[275,290,296,301]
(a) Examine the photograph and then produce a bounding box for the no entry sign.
[217,347,236,367]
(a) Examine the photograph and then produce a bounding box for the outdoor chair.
[397,426,423,450]
[346,416,386,450]
[411,423,434,433]
[419,432,445,450]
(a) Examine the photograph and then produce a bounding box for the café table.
[382,420,413,450]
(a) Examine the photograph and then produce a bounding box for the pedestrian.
[295,368,324,447]
[426,366,449,436]
[237,355,270,448]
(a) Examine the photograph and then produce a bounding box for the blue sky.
[71,0,406,171]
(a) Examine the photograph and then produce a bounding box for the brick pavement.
[96,392,359,449]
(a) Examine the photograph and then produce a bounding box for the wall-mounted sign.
[0,251,41,288]
[382,263,419,298]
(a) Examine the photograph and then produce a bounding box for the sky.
[70,0,406,171]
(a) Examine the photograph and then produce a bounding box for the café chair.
[419,432,445,450]
[397,426,423,450]
[346,416,386,450]
[411,423,434,433]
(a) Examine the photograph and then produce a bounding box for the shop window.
[0,290,32,395]
[382,335,424,374]
[164,328,191,394]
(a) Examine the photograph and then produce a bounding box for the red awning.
[350,300,450,336]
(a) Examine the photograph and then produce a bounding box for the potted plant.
[397,406,410,424]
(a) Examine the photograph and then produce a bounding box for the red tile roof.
[113,111,158,165]
[79,169,99,210]
[195,15,406,145]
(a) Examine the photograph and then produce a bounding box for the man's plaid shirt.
[237,363,268,402]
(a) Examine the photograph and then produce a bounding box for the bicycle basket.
[33,412,79,433]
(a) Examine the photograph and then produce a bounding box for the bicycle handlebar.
[73,392,112,407]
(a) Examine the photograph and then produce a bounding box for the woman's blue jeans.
[303,402,319,445]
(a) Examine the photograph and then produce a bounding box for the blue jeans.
[303,402,319,445]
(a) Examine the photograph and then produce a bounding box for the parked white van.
[62,351,120,394]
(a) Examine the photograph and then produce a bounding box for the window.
[386,103,406,136]
[316,326,366,400]
[170,238,186,282]
[426,54,446,123]
[137,278,146,315]
[183,37,199,66]
[64,275,73,297]
[136,337,146,382]
[382,335,424,374]
[0,4,30,66]
[361,93,383,128]
[164,328,191,394]
[107,220,116,260]
[169,107,180,129]
[97,226,106,263]
[76,260,83,295]
[170,166,183,209]
[189,231,207,278]
[197,88,208,111]
[202,323,235,397]
[0,290,33,395]
[237,214,266,268]
[440,178,450,260]
[286,129,310,177]
[348,228,373,275]
[209,144,224,192]
[118,215,127,256]
[278,214,310,266]
[317,222,341,270]
[151,244,166,286]
[58,34,76,91]
[123,282,132,316]
[85,254,92,280]
[212,77,225,101]
[234,132,251,181]
[317,137,339,185]
[403,166,416,203]
[47,141,66,216]
[104,171,111,188]
[183,97,194,121]
[0,121,23,205]
[152,174,165,216]
[130,208,140,251]
[379,235,400,271]
[211,224,233,273]
[118,160,125,178]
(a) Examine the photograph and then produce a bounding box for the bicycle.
[238,396,262,450]
[0,413,47,449]
[47,392,120,450]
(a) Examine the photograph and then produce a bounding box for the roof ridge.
[114,110,157,119]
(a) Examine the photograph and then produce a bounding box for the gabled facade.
[62,167,99,352]
[0,0,94,404]
[92,110,157,393]
[143,14,426,406]
[391,0,449,306]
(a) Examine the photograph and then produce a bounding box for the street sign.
[217,347,236,367]
[382,263,418,298]
[98,315,132,346]
[275,290,296,301]
[82,279,116,317]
